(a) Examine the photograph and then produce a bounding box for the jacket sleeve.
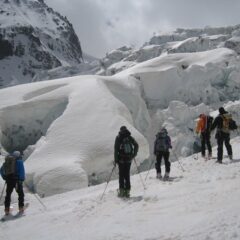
[211,116,220,131]
[16,160,25,181]
[195,119,203,134]
[167,136,172,149]
[0,164,6,180]
[153,138,157,155]
[131,137,139,157]
[114,136,120,163]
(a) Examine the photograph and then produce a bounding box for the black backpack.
[229,118,238,130]
[3,155,17,178]
[206,116,213,130]
[155,132,168,152]
[119,137,133,157]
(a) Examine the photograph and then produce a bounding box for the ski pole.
[100,165,116,201]
[145,159,155,181]
[0,183,6,202]
[24,182,47,210]
[33,192,47,210]
[133,158,146,190]
[172,151,185,172]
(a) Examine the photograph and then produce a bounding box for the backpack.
[3,155,17,177]
[119,137,133,157]
[155,132,168,152]
[206,116,213,131]
[221,114,237,133]
[199,115,213,132]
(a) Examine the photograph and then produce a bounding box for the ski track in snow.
[1,138,240,240]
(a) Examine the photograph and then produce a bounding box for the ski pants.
[155,151,171,174]
[200,131,212,156]
[5,179,24,209]
[118,160,131,190]
[216,132,232,161]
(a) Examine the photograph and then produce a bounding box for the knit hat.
[120,126,127,131]
[219,107,227,115]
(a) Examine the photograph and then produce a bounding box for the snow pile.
[0,75,150,196]
[1,138,240,240]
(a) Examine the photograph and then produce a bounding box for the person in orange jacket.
[195,114,213,159]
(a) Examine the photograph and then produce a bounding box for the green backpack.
[120,137,133,157]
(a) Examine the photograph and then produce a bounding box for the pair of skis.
[1,203,29,222]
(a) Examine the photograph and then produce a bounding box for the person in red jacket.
[195,114,213,159]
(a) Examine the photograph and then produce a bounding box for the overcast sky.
[45,0,240,58]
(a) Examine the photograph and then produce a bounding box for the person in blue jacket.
[0,151,25,215]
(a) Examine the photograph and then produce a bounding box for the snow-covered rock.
[99,25,240,77]
[118,48,240,108]
[0,0,82,87]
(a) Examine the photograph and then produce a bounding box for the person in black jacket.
[154,128,172,180]
[211,107,233,163]
[114,126,138,198]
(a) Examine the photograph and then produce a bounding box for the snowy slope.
[1,138,240,240]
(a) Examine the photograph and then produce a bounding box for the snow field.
[1,137,240,240]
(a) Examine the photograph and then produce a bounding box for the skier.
[154,127,172,180]
[114,126,138,198]
[195,113,213,159]
[0,151,25,215]
[211,107,237,163]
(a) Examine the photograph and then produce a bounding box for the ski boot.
[19,207,25,214]
[118,188,125,198]
[156,172,162,179]
[4,208,10,216]
[124,189,130,198]
[163,172,170,181]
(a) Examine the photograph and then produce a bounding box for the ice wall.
[0,99,68,153]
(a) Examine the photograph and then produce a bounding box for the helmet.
[12,151,21,158]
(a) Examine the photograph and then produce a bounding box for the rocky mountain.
[0,0,82,87]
